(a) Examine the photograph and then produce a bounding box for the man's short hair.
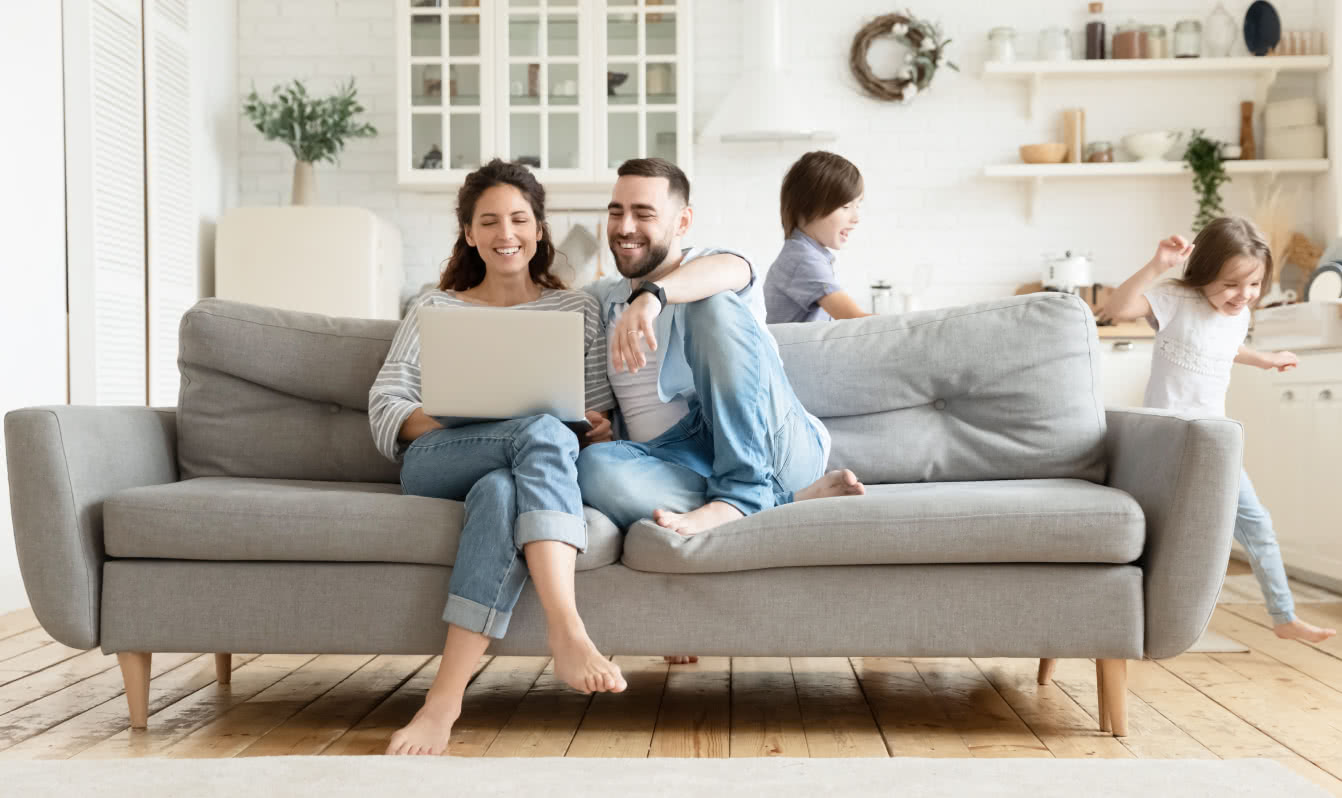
[616,158,690,206]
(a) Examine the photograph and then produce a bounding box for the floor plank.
[1047,657,1216,760]
[483,660,592,757]
[0,650,120,715]
[911,658,1051,758]
[648,656,730,758]
[0,652,198,752]
[851,657,970,758]
[73,654,316,759]
[0,644,96,690]
[567,656,668,758]
[791,658,886,758]
[159,655,374,759]
[729,657,807,758]
[1276,756,1342,797]
[1209,609,1342,696]
[972,658,1133,759]
[0,654,259,760]
[0,629,56,664]
[1125,657,1294,759]
[1159,652,1342,780]
[235,655,430,757]
[0,609,38,641]
[318,655,501,757]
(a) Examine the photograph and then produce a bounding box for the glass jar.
[1143,25,1168,58]
[1038,26,1072,61]
[1174,20,1202,57]
[988,26,1018,62]
[1204,3,1236,57]
[1113,22,1146,59]
[871,281,894,315]
[1085,2,1106,59]
[1085,141,1115,162]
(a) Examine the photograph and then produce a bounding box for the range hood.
[698,0,838,144]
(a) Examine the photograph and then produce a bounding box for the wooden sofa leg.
[215,653,232,685]
[1096,660,1110,732]
[1097,658,1128,737]
[1037,658,1057,685]
[117,652,151,729]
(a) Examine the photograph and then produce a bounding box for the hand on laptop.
[582,410,613,446]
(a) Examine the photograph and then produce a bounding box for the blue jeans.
[578,291,827,530]
[1236,470,1295,625]
[399,414,587,639]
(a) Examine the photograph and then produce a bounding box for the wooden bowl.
[1019,142,1067,164]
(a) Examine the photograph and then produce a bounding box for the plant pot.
[292,160,315,205]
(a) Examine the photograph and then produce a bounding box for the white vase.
[291,160,315,205]
[1205,3,1236,57]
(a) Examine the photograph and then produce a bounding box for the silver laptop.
[418,305,588,425]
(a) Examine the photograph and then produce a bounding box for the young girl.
[1103,216,1336,643]
[763,151,870,323]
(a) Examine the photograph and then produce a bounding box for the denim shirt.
[583,246,762,406]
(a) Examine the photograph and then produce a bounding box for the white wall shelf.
[985,159,1331,221]
[983,56,1332,118]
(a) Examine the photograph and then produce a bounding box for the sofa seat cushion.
[104,477,621,571]
[621,479,1144,574]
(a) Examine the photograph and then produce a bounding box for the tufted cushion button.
[933,399,947,411]
[328,404,341,414]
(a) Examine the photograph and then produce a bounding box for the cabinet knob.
[1321,389,1334,401]
[1112,341,1134,352]
[1282,390,1296,401]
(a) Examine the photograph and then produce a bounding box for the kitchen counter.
[1097,320,1154,339]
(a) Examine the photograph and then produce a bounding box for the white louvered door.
[144,0,195,406]
[64,0,147,406]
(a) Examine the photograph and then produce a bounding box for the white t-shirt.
[1142,280,1249,417]
[608,331,690,442]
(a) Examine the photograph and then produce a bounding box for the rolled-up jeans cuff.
[443,594,513,639]
[515,509,587,552]
[1269,608,1296,625]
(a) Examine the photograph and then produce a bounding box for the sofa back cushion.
[178,293,1106,485]
[178,299,400,482]
[772,293,1107,483]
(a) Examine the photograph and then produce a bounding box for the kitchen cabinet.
[1227,349,1342,590]
[396,0,692,204]
[1099,338,1152,408]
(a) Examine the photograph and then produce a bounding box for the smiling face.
[800,195,863,250]
[1202,254,1265,315]
[463,184,542,279]
[607,175,691,279]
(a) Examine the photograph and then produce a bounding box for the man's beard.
[610,237,670,279]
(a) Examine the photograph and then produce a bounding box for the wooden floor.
[2,561,1341,795]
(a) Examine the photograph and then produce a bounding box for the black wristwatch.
[629,281,667,311]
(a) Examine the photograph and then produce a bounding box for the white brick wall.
[238,0,1330,308]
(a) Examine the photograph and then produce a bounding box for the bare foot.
[549,631,626,694]
[653,500,744,536]
[1274,619,1338,643]
[795,469,866,502]
[386,699,460,756]
[664,655,699,664]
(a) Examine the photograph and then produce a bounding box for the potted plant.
[1183,129,1229,233]
[243,79,377,205]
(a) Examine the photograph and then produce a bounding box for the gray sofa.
[4,294,1243,738]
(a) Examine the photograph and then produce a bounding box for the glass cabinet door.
[405,1,490,178]
[602,0,685,173]
[501,0,590,178]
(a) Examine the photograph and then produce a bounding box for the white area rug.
[0,756,1328,797]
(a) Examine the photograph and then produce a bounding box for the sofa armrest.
[1104,408,1242,659]
[4,406,177,649]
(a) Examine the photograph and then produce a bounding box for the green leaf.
[241,78,377,164]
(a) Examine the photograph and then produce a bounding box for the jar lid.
[988,26,1016,37]
[1116,22,1144,33]
[1086,140,1114,150]
[1175,19,1202,31]
[1088,2,1103,11]
[1143,24,1167,35]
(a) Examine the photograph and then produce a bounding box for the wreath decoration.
[849,11,958,104]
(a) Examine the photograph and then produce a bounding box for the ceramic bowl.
[1019,142,1068,164]
[1122,130,1178,162]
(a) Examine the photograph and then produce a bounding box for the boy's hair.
[617,158,690,206]
[779,151,864,237]
[1181,216,1274,291]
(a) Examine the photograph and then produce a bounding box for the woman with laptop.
[368,159,625,756]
